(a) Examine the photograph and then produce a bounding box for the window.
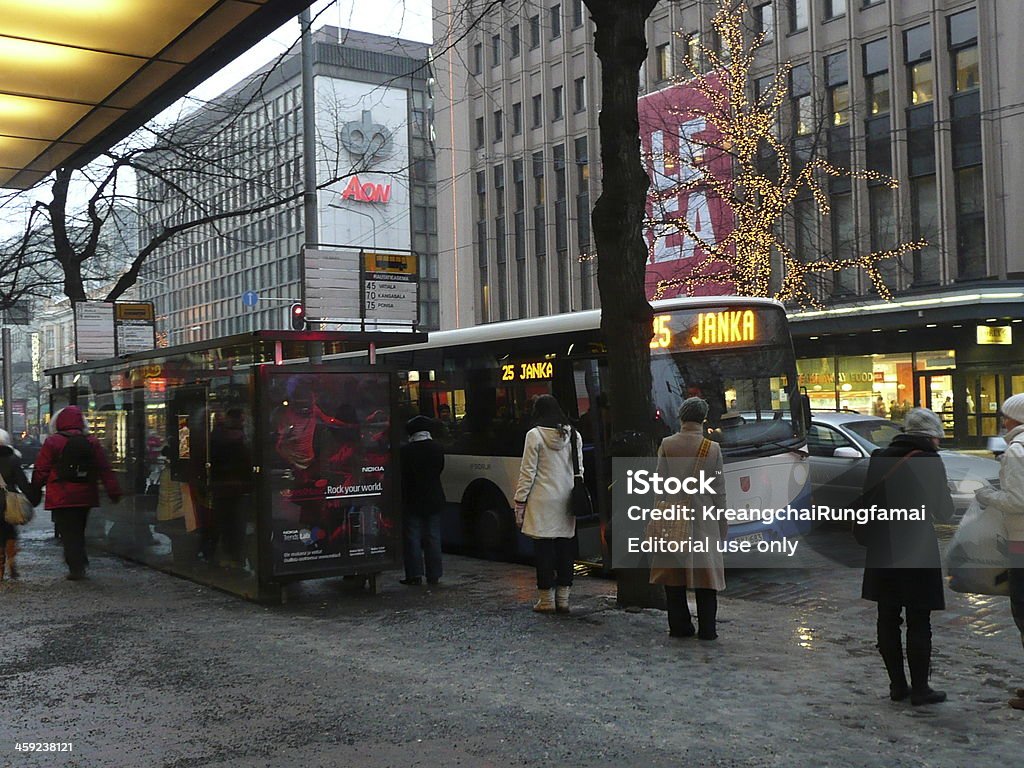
[550,4,561,39]
[754,3,774,43]
[905,24,933,105]
[863,38,890,115]
[949,9,979,92]
[472,42,482,75]
[684,32,700,71]
[493,109,503,141]
[825,51,849,126]
[475,115,484,148]
[955,165,986,279]
[573,0,584,28]
[551,85,563,121]
[790,64,812,136]
[790,0,808,32]
[948,7,978,48]
[825,0,845,19]
[954,46,980,92]
[510,24,520,58]
[910,175,940,285]
[655,42,671,81]
[573,76,586,112]
[491,34,501,67]
[512,101,523,135]
[532,93,543,128]
[529,15,541,49]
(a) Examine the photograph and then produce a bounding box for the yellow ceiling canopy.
[0,0,312,189]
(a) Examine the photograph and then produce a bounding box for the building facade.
[138,27,439,341]
[433,0,1022,445]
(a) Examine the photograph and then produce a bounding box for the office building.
[138,27,439,341]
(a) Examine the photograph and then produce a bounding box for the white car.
[806,412,1000,518]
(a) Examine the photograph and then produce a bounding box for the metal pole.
[2,327,12,434]
[300,8,323,363]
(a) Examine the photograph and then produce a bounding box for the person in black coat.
[859,408,954,706]
[400,415,445,586]
[0,430,42,580]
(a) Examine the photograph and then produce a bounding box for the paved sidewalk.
[1,517,1022,768]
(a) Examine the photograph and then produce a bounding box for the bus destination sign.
[501,360,554,382]
[650,309,763,351]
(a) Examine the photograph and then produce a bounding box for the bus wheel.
[471,496,514,559]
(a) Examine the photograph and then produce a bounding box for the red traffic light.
[290,302,306,330]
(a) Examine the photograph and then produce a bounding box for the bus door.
[569,358,610,567]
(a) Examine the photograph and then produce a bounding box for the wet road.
[1,518,1021,768]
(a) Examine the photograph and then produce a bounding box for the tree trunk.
[585,0,661,608]
[48,167,87,301]
[587,0,658,447]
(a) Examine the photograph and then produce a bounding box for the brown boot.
[5,540,17,579]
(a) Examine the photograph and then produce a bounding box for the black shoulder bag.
[568,428,595,519]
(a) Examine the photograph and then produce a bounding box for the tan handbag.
[647,438,712,543]
[1,472,34,526]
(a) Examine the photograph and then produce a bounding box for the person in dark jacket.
[399,415,445,586]
[0,430,42,580]
[859,407,954,706]
[32,406,122,580]
[206,409,253,569]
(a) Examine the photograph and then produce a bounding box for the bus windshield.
[649,305,804,457]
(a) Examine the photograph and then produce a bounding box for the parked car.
[805,412,1000,519]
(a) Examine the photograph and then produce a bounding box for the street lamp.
[328,199,378,250]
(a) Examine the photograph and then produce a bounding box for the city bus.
[341,296,812,566]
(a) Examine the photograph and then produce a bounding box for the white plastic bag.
[947,498,1010,596]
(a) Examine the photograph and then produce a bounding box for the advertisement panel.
[315,76,411,252]
[639,76,734,299]
[261,368,398,579]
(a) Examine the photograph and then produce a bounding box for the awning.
[0,0,312,189]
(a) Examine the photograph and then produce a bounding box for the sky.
[185,0,433,107]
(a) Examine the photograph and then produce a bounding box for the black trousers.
[534,537,575,590]
[877,602,933,690]
[664,586,718,637]
[52,507,90,574]
[1008,559,1024,651]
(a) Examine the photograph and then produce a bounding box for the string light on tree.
[645,0,925,307]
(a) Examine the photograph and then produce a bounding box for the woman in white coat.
[514,395,583,614]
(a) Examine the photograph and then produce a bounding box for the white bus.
[346,296,812,566]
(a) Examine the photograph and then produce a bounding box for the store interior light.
[926,323,937,328]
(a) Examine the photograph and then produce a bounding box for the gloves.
[514,501,526,527]
[975,486,997,508]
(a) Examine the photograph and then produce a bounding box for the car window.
[842,419,901,450]
[807,424,855,457]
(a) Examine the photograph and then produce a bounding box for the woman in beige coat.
[514,395,583,614]
[649,397,727,639]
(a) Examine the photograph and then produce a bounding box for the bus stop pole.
[2,327,12,433]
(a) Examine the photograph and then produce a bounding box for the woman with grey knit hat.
[974,392,1024,711]
[859,407,954,706]
[649,397,727,640]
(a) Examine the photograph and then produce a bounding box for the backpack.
[56,433,96,483]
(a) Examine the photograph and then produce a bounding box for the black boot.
[877,604,910,701]
[665,586,695,637]
[906,610,946,706]
[695,589,718,640]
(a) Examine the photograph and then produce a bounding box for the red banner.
[639,76,735,299]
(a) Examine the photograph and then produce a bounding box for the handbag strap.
[693,437,712,475]
[570,427,582,477]
[0,471,7,491]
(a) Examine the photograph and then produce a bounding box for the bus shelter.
[45,331,424,601]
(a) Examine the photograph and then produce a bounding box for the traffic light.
[290,302,306,331]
